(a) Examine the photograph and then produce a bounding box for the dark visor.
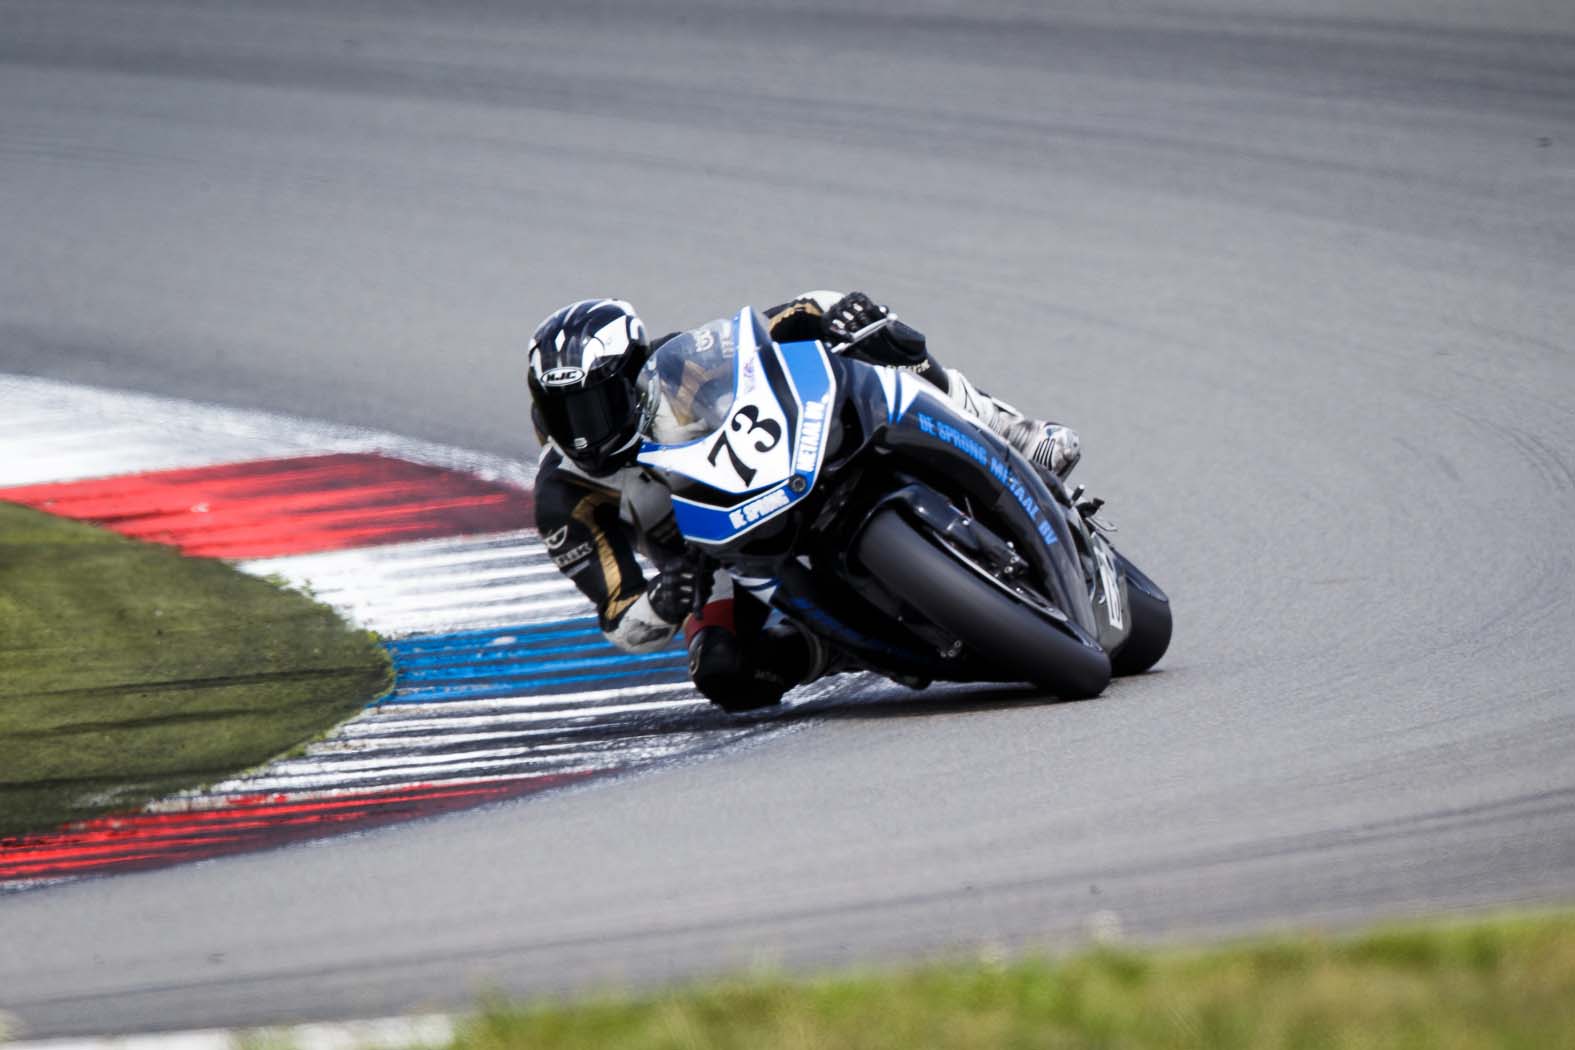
[540,377,633,451]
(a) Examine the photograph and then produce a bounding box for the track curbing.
[0,373,781,888]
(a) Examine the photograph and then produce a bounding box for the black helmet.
[527,298,650,476]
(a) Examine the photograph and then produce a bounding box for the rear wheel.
[855,508,1111,699]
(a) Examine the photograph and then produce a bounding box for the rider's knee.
[688,625,787,712]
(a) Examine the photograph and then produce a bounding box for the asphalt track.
[3,0,1574,1037]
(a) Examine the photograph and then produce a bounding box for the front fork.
[1045,471,1132,652]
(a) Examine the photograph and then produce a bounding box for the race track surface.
[3,0,1574,1037]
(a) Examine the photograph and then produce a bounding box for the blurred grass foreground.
[0,503,391,839]
[449,912,1575,1050]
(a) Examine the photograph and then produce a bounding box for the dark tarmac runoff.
[1,0,1573,1037]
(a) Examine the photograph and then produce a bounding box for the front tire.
[855,509,1111,699]
[1110,559,1172,676]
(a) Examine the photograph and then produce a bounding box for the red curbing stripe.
[0,453,535,559]
[4,784,553,857]
[0,775,589,883]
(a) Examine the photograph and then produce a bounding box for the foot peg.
[1070,486,1117,533]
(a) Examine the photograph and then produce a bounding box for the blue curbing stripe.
[388,665,691,705]
[384,619,602,654]
[398,648,684,684]
[380,617,692,706]
[394,640,614,672]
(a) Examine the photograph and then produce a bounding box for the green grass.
[447,912,1575,1050]
[0,502,392,839]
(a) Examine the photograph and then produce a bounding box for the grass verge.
[0,502,392,839]
[449,912,1575,1050]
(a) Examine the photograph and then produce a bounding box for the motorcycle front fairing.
[635,308,835,558]
[634,308,952,677]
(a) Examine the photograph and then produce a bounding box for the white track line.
[1,1014,455,1050]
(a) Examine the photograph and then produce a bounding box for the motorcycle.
[634,307,1171,705]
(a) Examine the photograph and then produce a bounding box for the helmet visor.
[539,376,635,460]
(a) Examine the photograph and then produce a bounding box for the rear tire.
[1111,577,1172,676]
[855,509,1111,699]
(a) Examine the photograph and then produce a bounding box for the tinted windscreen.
[637,318,738,445]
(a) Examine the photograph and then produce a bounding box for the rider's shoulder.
[536,446,626,497]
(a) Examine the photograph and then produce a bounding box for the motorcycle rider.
[527,291,1081,710]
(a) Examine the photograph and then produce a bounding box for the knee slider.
[688,626,787,713]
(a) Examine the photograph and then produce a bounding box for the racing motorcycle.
[635,307,1171,703]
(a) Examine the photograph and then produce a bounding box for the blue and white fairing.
[635,308,836,549]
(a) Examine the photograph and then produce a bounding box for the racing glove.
[645,560,704,625]
[821,291,890,345]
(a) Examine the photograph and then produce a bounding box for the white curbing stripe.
[0,373,533,487]
[239,530,588,636]
[1,1014,455,1050]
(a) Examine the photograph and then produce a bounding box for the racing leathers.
[531,291,1080,707]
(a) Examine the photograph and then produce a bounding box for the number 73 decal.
[707,404,783,486]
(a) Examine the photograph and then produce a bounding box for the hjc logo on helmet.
[540,366,587,387]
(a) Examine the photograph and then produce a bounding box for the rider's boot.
[940,368,1081,481]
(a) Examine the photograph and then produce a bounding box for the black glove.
[645,561,703,625]
[821,291,890,345]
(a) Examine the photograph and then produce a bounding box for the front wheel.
[1110,557,1172,677]
[855,509,1111,699]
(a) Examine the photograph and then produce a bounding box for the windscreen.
[636,317,739,446]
